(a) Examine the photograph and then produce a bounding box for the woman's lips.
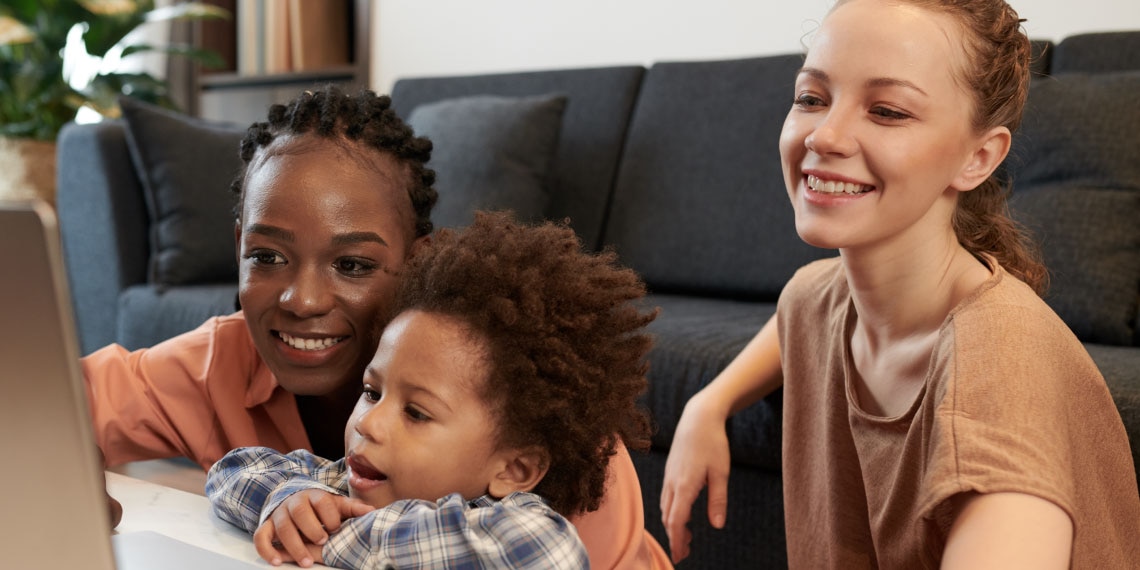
[277,331,347,351]
[271,330,349,366]
[347,453,387,491]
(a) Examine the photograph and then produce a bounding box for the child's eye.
[245,250,285,266]
[362,387,381,403]
[334,257,379,276]
[870,106,911,121]
[404,405,431,422]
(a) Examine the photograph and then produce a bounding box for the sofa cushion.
[641,294,782,471]
[603,55,834,298]
[1007,72,1140,346]
[1050,31,1140,74]
[390,65,645,250]
[119,97,245,286]
[406,94,567,229]
[116,284,239,351]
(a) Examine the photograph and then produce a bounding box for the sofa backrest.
[1050,31,1140,74]
[1007,31,1140,347]
[601,54,833,300]
[390,66,645,251]
[57,121,151,354]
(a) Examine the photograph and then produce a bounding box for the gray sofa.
[58,30,1140,569]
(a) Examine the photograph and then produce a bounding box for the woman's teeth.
[807,174,871,195]
[278,332,343,351]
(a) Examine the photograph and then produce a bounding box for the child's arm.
[321,492,589,570]
[205,447,349,534]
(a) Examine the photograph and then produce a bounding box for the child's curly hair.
[392,211,656,516]
[230,85,438,237]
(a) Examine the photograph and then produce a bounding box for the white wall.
[371,0,1140,93]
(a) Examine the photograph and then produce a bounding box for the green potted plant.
[0,0,228,203]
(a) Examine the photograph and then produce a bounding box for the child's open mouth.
[347,453,388,491]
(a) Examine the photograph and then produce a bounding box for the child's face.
[343,310,516,507]
[779,0,984,252]
[237,135,420,399]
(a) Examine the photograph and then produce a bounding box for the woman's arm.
[659,314,784,563]
[941,492,1072,570]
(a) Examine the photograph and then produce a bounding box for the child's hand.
[253,489,374,567]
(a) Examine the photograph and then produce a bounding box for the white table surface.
[108,470,330,568]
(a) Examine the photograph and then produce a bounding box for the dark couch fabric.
[391,66,645,251]
[119,97,245,286]
[405,93,568,229]
[605,55,834,298]
[58,31,1140,570]
[1008,72,1140,347]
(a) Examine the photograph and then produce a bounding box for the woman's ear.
[952,125,1012,192]
[487,446,550,499]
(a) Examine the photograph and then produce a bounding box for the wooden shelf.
[199,66,359,90]
[178,0,371,123]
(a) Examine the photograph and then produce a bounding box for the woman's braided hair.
[230,85,438,237]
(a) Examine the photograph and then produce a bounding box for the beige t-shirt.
[778,257,1140,569]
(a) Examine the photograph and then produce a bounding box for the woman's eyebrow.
[247,223,293,242]
[797,67,928,97]
[332,231,388,247]
[797,67,828,82]
[865,76,928,97]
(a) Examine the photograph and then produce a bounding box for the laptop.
[0,201,258,569]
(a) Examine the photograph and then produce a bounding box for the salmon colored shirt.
[83,312,670,569]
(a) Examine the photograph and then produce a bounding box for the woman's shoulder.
[134,312,267,386]
[779,257,847,312]
[948,266,1078,350]
[939,266,1104,397]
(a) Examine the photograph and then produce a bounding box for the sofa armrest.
[57,120,150,355]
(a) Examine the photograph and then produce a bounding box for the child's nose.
[353,401,390,443]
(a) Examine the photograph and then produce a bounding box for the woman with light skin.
[660,0,1140,567]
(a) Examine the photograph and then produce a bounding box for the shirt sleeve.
[82,314,265,469]
[205,447,348,533]
[82,339,218,467]
[322,492,589,570]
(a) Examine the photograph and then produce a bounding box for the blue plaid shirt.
[206,447,589,569]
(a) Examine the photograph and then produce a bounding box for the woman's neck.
[296,382,360,460]
[841,229,991,349]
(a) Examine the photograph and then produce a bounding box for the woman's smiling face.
[236,135,419,399]
[779,0,985,254]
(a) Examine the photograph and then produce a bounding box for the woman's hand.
[253,489,374,567]
[96,447,123,528]
[659,394,732,564]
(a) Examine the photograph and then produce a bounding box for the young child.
[661,0,1140,567]
[207,212,657,569]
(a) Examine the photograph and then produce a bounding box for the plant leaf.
[144,2,231,23]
